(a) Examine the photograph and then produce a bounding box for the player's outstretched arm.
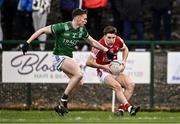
[84,36,108,51]
[22,26,52,55]
[84,36,114,60]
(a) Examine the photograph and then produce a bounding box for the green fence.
[0,40,180,110]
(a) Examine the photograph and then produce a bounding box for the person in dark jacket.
[60,0,81,22]
[83,0,108,40]
[2,0,19,40]
[14,0,33,40]
[151,0,172,40]
[1,0,19,50]
[110,0,123,37]
[12,0,34,50]
[121,0,148,41]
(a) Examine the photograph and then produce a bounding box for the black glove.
[22,42,29,55]
[106,50,114,60]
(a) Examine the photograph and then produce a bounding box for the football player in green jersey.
[22,8,114,116]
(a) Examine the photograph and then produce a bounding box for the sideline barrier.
[0,40,180,110]
[2,51,151,112]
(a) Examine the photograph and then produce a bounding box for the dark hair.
[72,8,87,18]
[103,26,117,35]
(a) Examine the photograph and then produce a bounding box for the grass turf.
[0,110,180,124]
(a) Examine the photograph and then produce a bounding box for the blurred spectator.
[60,0,82,22]
[14,0,33,40]
[2,0,19,40]
[121,0,148,41]
[0,0,4,50]
[150,0,172,41]
[32,0,51,51]
[1,0,19,50]
[12,0,33,50]
[83,0,108,40]
[109,0,123,37]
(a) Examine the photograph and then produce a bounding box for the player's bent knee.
[126,81,135,95]
[76,71,84,80]
[113,83,123,92]
[128,81,135,90]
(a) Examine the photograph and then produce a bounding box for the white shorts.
[52,54,70,71]
[97,70,115,83]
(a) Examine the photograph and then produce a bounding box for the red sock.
[118,104,125,111]
[124,103,132,111]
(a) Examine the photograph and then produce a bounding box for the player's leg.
[58,80,83,114]
[115,74,135,100]
[61,58,84,96]
[102,73,132,116]
[62,70,84,108]
[68,81,83,101]
[54,56,83,116]
[104,75,129,104]
[105,75,133,114]
[116,74,140,116]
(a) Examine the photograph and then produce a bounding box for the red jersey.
[91,36,124,74]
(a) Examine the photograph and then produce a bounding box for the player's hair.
[103,26,117,35]
[72,8,87,18]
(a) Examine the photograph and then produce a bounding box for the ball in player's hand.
[110,60,124,75]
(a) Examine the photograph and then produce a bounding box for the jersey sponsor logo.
[114,46,120,51]
[102,55,111,63]
[62,39,79,47]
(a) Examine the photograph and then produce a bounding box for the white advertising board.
[118,52,150,84]
[2,51,150,84]
[167,52,180,84]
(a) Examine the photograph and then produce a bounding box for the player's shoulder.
[99,38,105,44]
[91,38,104,55]
[54,21,71,28]
[115,36,125,44]
[79,25,88,32]
[51,22,71,34]
[116,36,124,42]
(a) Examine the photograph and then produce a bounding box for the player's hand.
[120,63,125,72]
[121,61,126,68]
[22,42,29,55]
[103,64,111,72]
[106,50,114,60]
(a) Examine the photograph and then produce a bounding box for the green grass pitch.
[0,110,180,124]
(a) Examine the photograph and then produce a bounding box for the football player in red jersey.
[86,26,140,116]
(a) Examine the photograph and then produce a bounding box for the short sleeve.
[90,48,100,59]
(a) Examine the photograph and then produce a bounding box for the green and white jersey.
[51,21,89,57]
